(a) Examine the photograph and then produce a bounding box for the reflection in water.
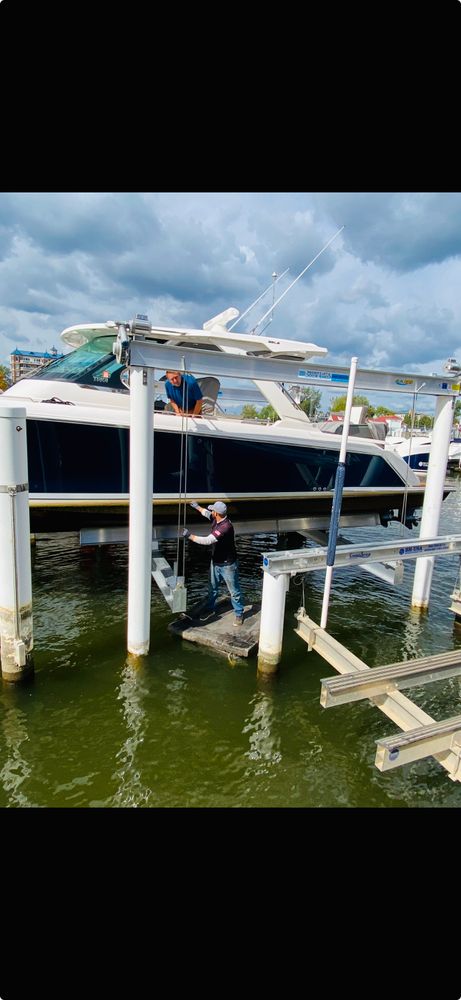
[242,690,282,775]
[400,608,426,661]
[111,659,153,807]
[0,703,37,807]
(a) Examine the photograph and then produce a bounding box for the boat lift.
[113,311,460,657]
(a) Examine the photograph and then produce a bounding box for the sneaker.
[233,615,244,627]
[199,610,215,622]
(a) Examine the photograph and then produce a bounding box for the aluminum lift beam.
[320,649,461,706]
[128,338,459,398]
[79,513,382,547]
[294,611,461,782]
[262,533,461,577]
[375,716,461,775]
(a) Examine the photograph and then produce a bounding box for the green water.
[1,483,461,807]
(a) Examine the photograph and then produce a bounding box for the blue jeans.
[207,561,244,617]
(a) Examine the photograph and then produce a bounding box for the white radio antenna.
[228,268,289,331]
[251,226,344,335]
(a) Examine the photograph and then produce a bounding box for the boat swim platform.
[168,596,260,659]
[295,611,461,782]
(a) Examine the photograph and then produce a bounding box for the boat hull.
[27,488,428,534]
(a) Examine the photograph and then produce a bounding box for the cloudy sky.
[1,191,461,411]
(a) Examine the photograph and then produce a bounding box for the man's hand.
[189,501,200,510]
[182,528,190,538]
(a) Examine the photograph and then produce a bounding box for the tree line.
[239,388,461,428]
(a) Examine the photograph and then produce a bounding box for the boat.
[385,433,461,474]
[1,312,428,535]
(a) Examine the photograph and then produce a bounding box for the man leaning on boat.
[165,370,203,416]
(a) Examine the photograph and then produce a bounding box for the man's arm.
[189,532,215,545]
[191,398,202,416]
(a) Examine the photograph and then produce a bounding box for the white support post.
[127,366,155,655]
[0,406,34,682]
[257,571,290,675]
[412,395,455,610]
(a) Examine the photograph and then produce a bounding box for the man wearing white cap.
[183,501,245,626]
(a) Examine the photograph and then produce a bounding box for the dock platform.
[168,597,260,658]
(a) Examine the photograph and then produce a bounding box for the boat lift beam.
[127,339,460,398]
[320,649,461,707]
[294,611,461,782]
[261,533,461,577]
[257,533,461,675]
[375,716,461,775]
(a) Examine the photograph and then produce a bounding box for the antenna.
[257,272,280,337]
[251,226,345,335]
[228,268,289,331]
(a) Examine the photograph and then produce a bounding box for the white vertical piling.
[0,406,34,682]
[412,394,455,610]
[257,571,290,675]
[127,366,155,655]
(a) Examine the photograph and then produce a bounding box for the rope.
[174,374,190,579]
[182,381,190,579]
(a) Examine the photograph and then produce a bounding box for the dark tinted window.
[27,423,404,494]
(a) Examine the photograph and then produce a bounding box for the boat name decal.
[298,369,349,383]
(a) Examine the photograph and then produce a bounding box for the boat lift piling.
[411,394,455,609]
[0,406,34,682]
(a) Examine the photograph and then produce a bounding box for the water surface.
[1,482,461,807]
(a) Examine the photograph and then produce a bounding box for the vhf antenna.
[251,226,344,335]
[228,268,289,331]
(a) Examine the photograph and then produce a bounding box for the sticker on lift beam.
[298,369,349,383]
[398,542,449,555]
[388,747,400,762]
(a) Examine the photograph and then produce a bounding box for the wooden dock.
[168,597,260,658]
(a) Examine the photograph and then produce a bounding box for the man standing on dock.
[183,502,245,625]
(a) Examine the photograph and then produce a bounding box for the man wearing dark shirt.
[165,370,203,416]
[183,501,245,625]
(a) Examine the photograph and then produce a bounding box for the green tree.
[454,398,461,424]
[259,405,279,422]
[374,405,394,416]
[241,404,259,419]
[298,387,322,418]
[330,394,371,414]
[418,414,434,431]
[0,365,11,391]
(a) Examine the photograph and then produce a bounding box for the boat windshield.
[26,336,128,392]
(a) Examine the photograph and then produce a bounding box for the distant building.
[10,346,64,383]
